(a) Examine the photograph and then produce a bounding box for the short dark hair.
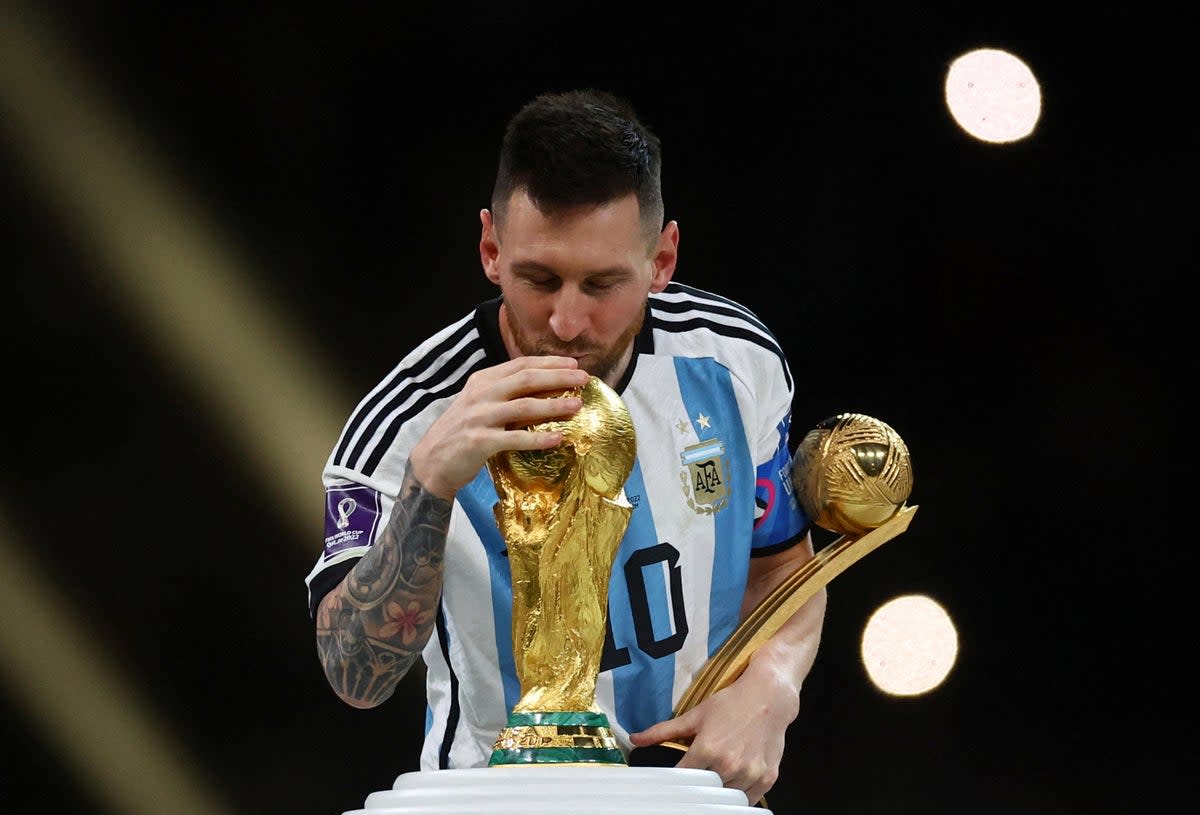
[491,89,664,240]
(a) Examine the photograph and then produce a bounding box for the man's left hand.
[628,661,800,806]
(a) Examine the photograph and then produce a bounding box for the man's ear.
[480,208,501,285]
[650,220,679,293]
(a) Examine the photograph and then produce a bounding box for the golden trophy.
[486,375,637,767]
[658,412,917,744]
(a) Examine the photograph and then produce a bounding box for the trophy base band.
[488,711,625,766]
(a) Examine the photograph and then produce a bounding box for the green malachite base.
[488,711,627,767]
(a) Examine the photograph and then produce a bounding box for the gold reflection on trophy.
[487,376,636,753]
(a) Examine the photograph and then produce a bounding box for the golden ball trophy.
[660,411,917,749]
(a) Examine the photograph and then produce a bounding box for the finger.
[494,366,590,400]
[457,356,582,398]
[499,395,583,427]
[629,715,695,746]
[496,427,567,452]
[746,786,769,809]
[483,355,582,385]
[716,759,775,806]
[671,742,713,771]
[499,354,581,370]
[743,771,776,808]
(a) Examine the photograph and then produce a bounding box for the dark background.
[1,3,1194,814]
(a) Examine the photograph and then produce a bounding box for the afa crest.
[679,438,730,515]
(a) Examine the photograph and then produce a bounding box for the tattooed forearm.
[315,462,451,707]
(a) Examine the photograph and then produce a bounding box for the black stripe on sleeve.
[358,354,490,477]
[650,316,793,391]
[333,318,478,467]
[307,557,360,620]
[658,282,777,339]
[750,525,812,558]
[435,603,461,769]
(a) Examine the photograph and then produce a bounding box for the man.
[305,88,826,805]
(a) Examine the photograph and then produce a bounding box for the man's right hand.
[409,356,589,499]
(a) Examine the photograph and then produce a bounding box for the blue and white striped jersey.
[305,282,810,770]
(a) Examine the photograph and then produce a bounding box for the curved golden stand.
[651,504,919,808]
[676,504,918,716]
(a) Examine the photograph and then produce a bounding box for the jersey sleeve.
[303,306,485,619]
[728,304,808,555]
[750,413,810,555]
[304,479,395,618]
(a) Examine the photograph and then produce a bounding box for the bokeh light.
[944,47,1042,143]
[861,593,958,696]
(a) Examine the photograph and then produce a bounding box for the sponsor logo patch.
[323,485,382,559]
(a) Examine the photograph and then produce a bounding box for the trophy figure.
[486,375,637,767]
[651,412,918,751]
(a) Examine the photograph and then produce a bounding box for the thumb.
[630,711,697,746]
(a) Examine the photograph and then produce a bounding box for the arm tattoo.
[315,463,451,707]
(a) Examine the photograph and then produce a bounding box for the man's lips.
[540,347,595,358]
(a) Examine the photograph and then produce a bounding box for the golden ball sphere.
[792,413,913,536]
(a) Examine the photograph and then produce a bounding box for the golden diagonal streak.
[0,5,356,814]
[0,515,235,815]
[0,6,345,524]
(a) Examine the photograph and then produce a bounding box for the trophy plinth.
[486,375,637,768]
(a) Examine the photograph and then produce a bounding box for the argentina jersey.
[594,285,809,749]
[306,283,809,771]
[418,284,808,768]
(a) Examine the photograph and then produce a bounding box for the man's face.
[481,190,678,387]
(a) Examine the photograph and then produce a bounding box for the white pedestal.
[342,765,771,814]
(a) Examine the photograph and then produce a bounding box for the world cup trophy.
[485,375,637,766]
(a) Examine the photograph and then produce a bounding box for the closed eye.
[583,279,616,294]
[524,276,561,291]
[510,262,631,295]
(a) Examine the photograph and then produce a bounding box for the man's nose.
[548,288,588,342]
